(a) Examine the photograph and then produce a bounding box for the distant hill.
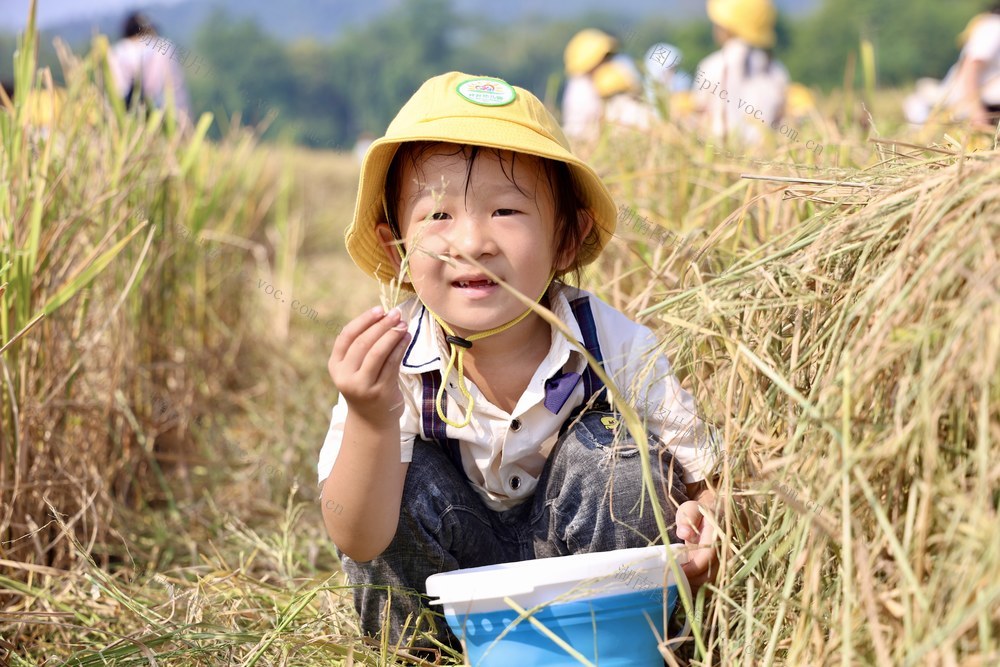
[3,0,821,46]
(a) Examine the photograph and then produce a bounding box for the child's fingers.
[339,308,404,373]
[331,306,387,362]
[675,501,702,541]
[676,522,695,541]
[679,507,719,587]
[681,547,715,586]
[374,329,411,389]
[358,323,410,382]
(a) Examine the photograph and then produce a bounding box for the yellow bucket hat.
[345,71,618,287]
[593,57,642,98]
[785,82,816,118]
[707,0,777,49]
[564,29,619,76]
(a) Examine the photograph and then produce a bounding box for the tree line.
[1,0,990,148]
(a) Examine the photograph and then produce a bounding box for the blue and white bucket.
[425,544,691,666]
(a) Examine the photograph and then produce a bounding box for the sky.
[1,0,820,32]
[2,0,189,30]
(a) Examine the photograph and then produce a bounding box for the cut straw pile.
[601,142,1000,665]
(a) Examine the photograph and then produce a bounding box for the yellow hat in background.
[670,90,697,117]
[707,0,777,49]
[23,87,66,128]
[345,72,618,286]
[593,58,642,98]
[564,29,619,76]
[785,82,816,118]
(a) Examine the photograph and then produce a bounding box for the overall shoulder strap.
[569,295,608,404]
[419,371,466,474]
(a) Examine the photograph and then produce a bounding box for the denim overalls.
[338,296,690,649]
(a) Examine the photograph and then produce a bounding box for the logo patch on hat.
[455,77,517,107]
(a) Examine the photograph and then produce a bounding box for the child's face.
[386,145,567,336]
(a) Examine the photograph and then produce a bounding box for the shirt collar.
[399,283,586,376]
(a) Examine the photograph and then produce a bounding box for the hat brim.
[346,116,618,286]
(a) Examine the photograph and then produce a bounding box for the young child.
[318,71,723,650]
[562,28,619,146]
[593,54,660,132]
[107,11,191,127]
[693,0,789,143]
[945,4,1000,127]
[903,5,1000,127]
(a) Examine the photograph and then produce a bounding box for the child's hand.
[677,495,720,589]
[328,306,411,423]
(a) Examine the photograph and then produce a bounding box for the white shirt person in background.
[561,29,619,148]
[946,5,1000,127]
[593,54,660,133]
[643,42,694,123]
[692,0,789,144]
[644,42,693,99]
[108,12,191,128]
[904,5,1000,128]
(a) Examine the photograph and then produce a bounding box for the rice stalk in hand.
[378,179,444,316]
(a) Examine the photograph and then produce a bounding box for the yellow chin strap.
[403,264,556,429]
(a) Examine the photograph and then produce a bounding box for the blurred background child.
[594,54,660,132]
[693,0,789,143]
[107,11,191,127]
[905,3,1000,127]
[561,28,619,146]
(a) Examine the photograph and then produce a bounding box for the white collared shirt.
[108,38,190,119]
[317,283,721,511]
[693,38,789,143]
[946,14,1000,106]
[604,94,660,132]
[562,75,604,143]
